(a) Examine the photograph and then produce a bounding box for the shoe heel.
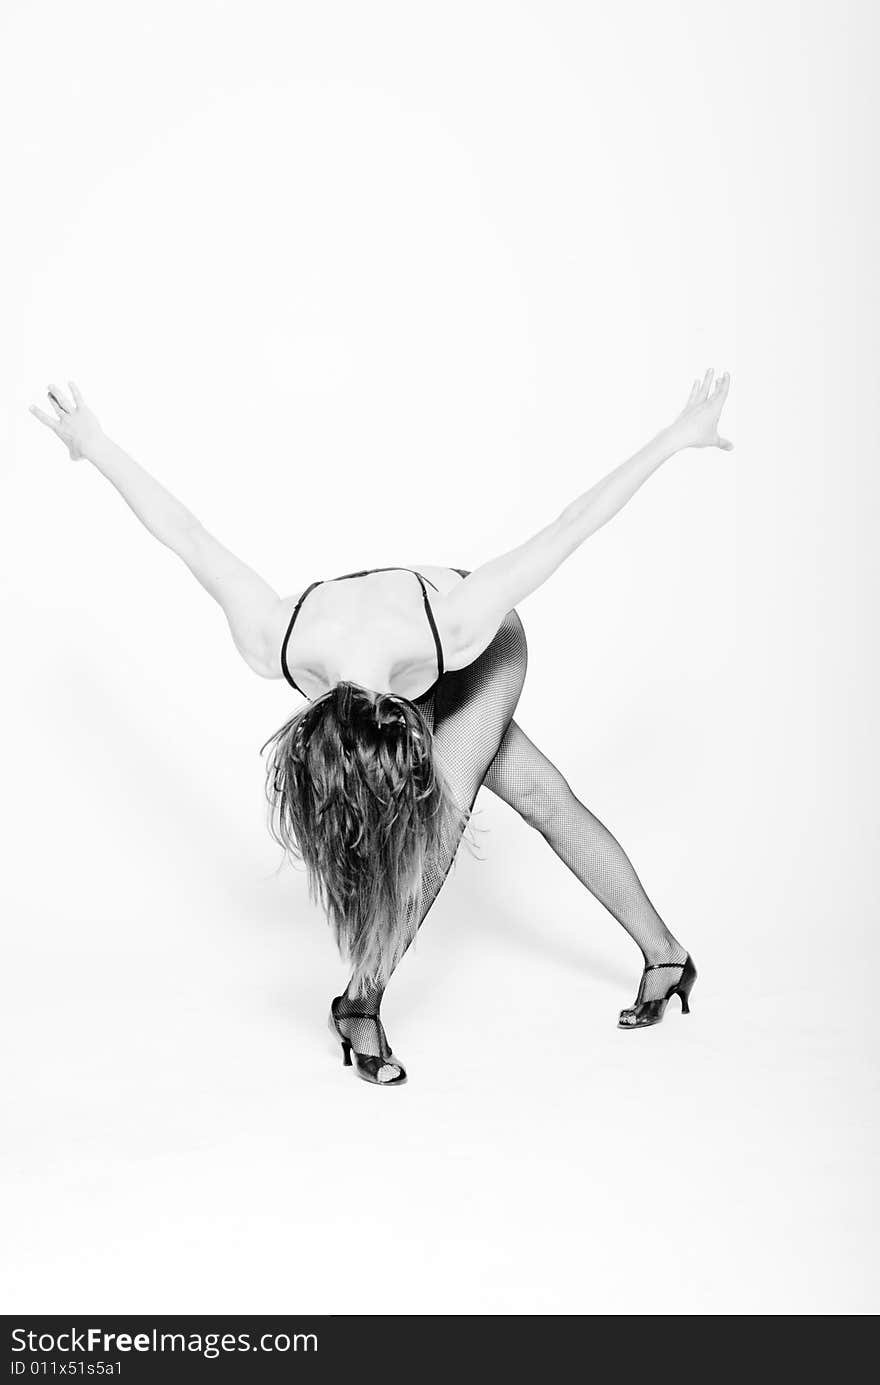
[677,957,697,1016]
[340,1038,352,1067]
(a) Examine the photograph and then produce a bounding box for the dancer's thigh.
[431,611,528,809]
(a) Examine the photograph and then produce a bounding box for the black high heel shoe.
[328,997,408,1086]
[618,955,697,1029]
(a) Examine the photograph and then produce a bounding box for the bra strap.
[280,580,324,693]
[413,573,444,681]
[333,565,440,591]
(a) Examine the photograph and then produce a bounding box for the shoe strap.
[332,1004,390,1059]
[331,996,382,1020]
[643,960,686,972]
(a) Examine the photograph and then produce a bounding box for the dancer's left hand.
[29,382,104,461]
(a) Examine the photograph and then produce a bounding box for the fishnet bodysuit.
[332,598,687,1078]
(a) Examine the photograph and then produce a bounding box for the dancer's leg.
[483,719,687,1001]
[333,613,528,1076]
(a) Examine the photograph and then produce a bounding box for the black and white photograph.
[1,0,877,1339]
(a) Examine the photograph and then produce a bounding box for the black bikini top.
[279,566,445,699]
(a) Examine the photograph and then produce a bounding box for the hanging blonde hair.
[261,682,467,995]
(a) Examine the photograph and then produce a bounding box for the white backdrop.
[1,0,877,1315]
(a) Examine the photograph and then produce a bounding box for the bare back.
[275,564,467,701]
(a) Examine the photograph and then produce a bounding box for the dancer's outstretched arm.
[441,369,733,669]
[29,382,285,678]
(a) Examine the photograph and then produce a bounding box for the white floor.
[2,787,875,1316]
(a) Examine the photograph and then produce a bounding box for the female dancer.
[31,369,733,1086]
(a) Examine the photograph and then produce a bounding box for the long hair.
[261,683,467,996]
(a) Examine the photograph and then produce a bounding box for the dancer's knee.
[515,766,571,834]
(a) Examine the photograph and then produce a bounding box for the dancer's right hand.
[29,382,104,461]
[669,369,734,452]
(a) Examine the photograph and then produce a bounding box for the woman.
[30,369,733,1086]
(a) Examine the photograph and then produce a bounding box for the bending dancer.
[31,370,733,1086]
